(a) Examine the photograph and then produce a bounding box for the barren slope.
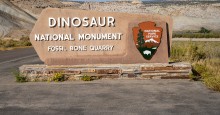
[80,1,220,31]
[0,0,80,39]
[0,0,37,39]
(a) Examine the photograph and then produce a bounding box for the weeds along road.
[0,45,220,115]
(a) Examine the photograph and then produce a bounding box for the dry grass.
[171,41,220,91]
[0,46,32,51]
[0,36,32,51]
[204,75,220,91]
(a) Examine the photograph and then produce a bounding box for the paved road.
[0,48,220,115]
[0,47,42,84]
[0,47,38,65]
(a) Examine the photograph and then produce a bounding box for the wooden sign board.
[30,8,172,65]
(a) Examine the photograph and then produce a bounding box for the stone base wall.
[19,63,192,82]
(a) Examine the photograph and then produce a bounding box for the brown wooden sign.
[30,8,172,65]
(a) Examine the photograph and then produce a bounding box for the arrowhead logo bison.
[132,21,163,60]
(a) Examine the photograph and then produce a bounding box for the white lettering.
[82,17,89,27]
[90,17,98,27]
[70,46,87,51]
[78,33,122,41]
[72,17,81,27]
[90,45,114,51]
[48,46,65,52]
[49,17,56,28]
[48,17,115,28]
[107,17,115,27]
[34,34,74,41]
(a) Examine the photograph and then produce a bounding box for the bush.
[13,70,27,83]
[0,36,32,50]
[4,39,16,48]
[81,75,93,81]
[199,27,211,33]
[49,73,65,82]
[20,36,32,46]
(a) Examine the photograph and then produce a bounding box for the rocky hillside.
[9,0,80,16]
[0,0,80,39]
[0,0,220,39]
[80,1,220,31]
[0,0,36,39]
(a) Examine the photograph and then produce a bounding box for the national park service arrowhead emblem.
[132,21,163,60]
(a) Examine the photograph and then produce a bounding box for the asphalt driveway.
[0,80,220,115]
[0,48,220,115]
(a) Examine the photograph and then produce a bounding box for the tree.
[199,27,211,33]
[137,29,145,48]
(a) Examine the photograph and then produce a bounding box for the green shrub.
[22,41,32,46]
[49,73,65,82]
[199,27,211,33]
[13,70,27,83]
[4,39,16,48]
[0,36,32,50]
[20,36,32,46]
[81,75,93,81]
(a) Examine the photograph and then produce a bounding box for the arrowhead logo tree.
[137,29,145,47]
[132,21,163,60]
